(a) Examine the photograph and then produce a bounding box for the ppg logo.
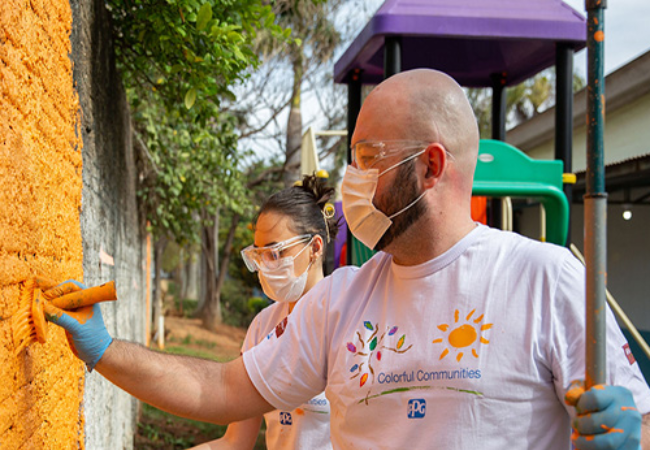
[279,412,293,425]
[407,399,426,419]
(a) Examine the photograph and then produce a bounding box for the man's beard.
[374,160,426,251]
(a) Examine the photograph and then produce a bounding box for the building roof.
[508,50,650,152]
[334,0,586,87]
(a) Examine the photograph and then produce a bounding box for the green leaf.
[232,46,245,61]
[196,3,212,31]
[184,88,197,109]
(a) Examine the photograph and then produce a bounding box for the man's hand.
[42,279,113,370]
[565,380,642,450]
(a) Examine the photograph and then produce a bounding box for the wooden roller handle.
[50,281,117,309]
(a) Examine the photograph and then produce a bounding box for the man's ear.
[423,143,448,188]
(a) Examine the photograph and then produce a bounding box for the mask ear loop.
[322,203,336,244]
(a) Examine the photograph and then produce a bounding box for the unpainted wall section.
[70,0,148,448]
[0,0,86,448]
[526,92,650,171]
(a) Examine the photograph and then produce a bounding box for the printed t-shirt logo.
[279,412,292,425]
[345,318,485,406]
[275,317,288,338]
[432,309,492,362]
[623,343,636,365]
[407,399,426,418]
[346,321,412,387]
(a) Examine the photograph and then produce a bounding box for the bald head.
[353,69,479,178]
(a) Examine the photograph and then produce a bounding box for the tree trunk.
[199,212,241,331]
[198,213,221,328]
[152,236,167,348]
[185,247,200,301]
[284,49,304,187]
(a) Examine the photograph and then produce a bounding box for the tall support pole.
[384,37,401,78]
[490,73,507,229]
[346,70,362,266]
[585,0,607,389]
[556,43,574,247]
[491,73,507,141]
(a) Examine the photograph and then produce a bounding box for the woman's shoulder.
[246,302,289,344]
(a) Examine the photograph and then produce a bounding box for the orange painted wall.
[0,0,86,448]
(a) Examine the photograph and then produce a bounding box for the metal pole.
[491,73,507,141]
[584,0,607,389]
[346,70,362,266]
[384,37,401,79]
[490,73,507,229]
[556,43,574,247]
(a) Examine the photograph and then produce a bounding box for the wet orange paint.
[601,424,624,434]
[621,406,637,411]
[295,408,305,416]
[594,31,604,42]
[71,306,95,325]
[0,0,86,446]
[565,380,585,406]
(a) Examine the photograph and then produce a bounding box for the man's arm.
[642,413,650,448]
[95,339,273,424]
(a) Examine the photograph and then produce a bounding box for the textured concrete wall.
[70,0,148,448]
[0,0,86,448]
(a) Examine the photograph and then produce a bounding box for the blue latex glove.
[565,380,642,450]
[42,279,113,370]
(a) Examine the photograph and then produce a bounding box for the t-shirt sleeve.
[243,278,331,411]
[241,313,263,354]
[550,252,650,417]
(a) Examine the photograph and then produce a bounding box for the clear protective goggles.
[351,140,432,171]
[241,234,313,272]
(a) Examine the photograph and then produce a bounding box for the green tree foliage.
[107,0,291,243]
[108,0,288,113]
[105,0,292,330]
[467,69,586,138]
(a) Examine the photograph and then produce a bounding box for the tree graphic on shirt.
[346,321,412,387]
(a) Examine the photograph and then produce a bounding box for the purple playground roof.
[334,0,586,87]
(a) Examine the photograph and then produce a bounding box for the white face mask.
[341,150,426,250]
[258,240,313,303]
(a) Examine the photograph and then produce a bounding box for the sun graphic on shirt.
[432,309,492,362]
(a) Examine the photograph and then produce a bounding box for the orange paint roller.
[12,276,117,355]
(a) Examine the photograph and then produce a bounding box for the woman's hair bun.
[297,173,335,210]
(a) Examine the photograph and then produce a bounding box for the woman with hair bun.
[191,174,339,450]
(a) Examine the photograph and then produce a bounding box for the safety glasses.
[351,140,431,171]
[241,234,313,272]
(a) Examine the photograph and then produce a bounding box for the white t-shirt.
[242,301,332,450]
[244,224,650,449]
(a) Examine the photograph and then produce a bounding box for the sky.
[561,0,650,76]
[239,0,650,165]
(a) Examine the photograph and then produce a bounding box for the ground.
[134,316,266,449]
[164,316,248,361]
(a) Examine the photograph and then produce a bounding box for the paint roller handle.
[50,281,117,310]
